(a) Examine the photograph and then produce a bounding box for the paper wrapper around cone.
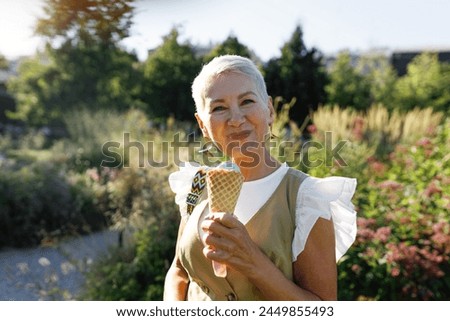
[206,168,244,277]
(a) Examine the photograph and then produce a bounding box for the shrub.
[60,108,150,171]
[0,161,106,248]
[308,119,449,300]
[79,165,179,300]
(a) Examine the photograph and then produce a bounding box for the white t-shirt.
[234,163,289,224]
[168,162,357,262]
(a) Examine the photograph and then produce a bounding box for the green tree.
[325,51,371,110]
[36,0,134,47]
[0,53,16,123]
[8,0,141,126]
[48,42,142,111]
[141,28,201,121]
[394,52,450,112]
[356,52,398,110]
[203,35,253,63]
[264,26,328,126]
[6,54,54,125]
[0,53,8,70]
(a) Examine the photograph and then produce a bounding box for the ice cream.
[206,161,244,277]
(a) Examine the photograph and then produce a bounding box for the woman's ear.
[195,113,210,138]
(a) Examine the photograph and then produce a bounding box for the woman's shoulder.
[298,174,357,203]
[284,168,356,191]
[292,172,357,262]
[285,167,309,180]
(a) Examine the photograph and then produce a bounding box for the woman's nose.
[227,106,245,127]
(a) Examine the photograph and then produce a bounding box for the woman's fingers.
[205,212,240,228]
[201,212,256,267]
[202,230,237,255]
[201,212,243,238]
[202,245,228,262]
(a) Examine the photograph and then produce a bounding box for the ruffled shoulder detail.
[292,176,357,262]
[168,162,207,218]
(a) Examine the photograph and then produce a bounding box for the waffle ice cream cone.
[206,165,244,277]
[206,168,244,214]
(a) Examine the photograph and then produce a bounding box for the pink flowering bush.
[307,119,449,300]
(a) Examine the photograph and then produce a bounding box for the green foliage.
[325,51,398,111]
[203,35,254,63]
[0,107,152,249]
[394,52,450,112]
[0,53,8,70]
[269,97,305,166]
[305,114,449,300]
[80,224,175,300]
[311,104,444,160]
[141,28,201,121]
[325,51,371,110]
[264,25,328,125]
[325,51,450,113]
[342,123,449,300]
[356,52,398,111]
[50,42,142,110]
[6,53,56,125]
[36,0,134,46]
[7,0,141,126]
[8,44,141,127]
[0,160,105,248]
[58,108,149,171]
[79,166,179,300]
[0,53,16,122]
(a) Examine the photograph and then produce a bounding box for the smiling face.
[195,71,274,162]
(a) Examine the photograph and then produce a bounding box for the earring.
[268,124,277,139]
[198,138,222,155]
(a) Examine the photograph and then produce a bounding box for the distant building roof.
[391,49,450,76]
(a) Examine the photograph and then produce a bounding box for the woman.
[164,55,357,301]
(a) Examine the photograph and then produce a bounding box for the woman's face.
[195,71,274,162]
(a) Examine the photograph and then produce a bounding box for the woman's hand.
[200,212,264,276]
[201,213,336,301]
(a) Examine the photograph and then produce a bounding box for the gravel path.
[0,230,120,300]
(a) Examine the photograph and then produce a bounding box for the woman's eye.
[211,106,226,112]
[242,99,254,105]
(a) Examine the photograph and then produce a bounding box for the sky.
[1,0,450,62]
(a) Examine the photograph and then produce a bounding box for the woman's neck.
[233,150,281,181]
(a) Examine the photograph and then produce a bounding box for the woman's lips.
[227,130,251,140]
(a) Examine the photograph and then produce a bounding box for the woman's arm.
[293,217,337,300]
[163,219,189,301]
[163,256,189,300]
[201,214,336,300]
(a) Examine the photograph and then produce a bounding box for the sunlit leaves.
[36,0,134,46]
[394,53,450,112]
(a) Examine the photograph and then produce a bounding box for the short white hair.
[192,55,269,112]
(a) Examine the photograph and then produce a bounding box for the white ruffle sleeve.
[292,176,357,262]
[168,162,207,218]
